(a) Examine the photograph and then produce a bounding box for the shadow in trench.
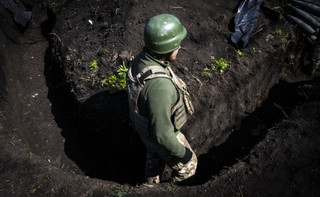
[191,78,318,185]
[71,90,146,185]
[41,6,319,187]
[44,46,146,185]
[42,9,146,185]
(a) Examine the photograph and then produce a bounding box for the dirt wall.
[51,0,292,155]
[1,0,319,196]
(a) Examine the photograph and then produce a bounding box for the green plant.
[279,14,287,23]
[111,186,133,197]
[236,49,243,57]
[89,59,98,72]
[281,33,294,50]
[211,56,229,73]
[272,29,282,36]
[104,61,128,93]
[106,75,118,90]
[252,47,262,53]
[166,185,178,192]
[201,67,212,78]
[117,61,128,89]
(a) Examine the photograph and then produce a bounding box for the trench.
[1,2,319,196]
[35,6,320,186]
[39,13,317,186]
[193,78,316,185]
[46,45,316,186]
[1,6,316,191]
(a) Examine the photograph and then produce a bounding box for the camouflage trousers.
[139,131,197,183]
[169,132,197,182]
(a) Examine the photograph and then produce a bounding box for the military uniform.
[126,14,197,183]
[127,49,197,183]
[131,51,186,158]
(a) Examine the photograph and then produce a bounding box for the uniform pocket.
[173,106,187,130]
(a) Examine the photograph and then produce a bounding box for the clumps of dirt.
[47,0,320,185]
[50,0,299,156]
[51,0,132,102]
[1,0,320,196]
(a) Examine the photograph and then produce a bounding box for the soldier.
[126,14,197,184]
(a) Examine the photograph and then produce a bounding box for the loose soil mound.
[0,0,319,196]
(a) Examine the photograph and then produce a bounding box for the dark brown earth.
[0,0,320,196]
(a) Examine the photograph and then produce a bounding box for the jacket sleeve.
[144,78,186,158]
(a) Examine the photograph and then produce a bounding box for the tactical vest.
[127,64,194,134]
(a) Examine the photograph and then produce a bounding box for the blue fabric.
[0,0,32,27]
[231,0,264,48]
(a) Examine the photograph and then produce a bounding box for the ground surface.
[0,0,320,196]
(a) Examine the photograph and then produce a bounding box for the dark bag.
[231,0,264,48]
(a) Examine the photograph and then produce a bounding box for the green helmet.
[144,14,187,54]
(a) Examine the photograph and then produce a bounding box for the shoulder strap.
[136,66,171,85]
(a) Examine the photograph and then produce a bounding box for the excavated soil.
[0,0,320,196]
